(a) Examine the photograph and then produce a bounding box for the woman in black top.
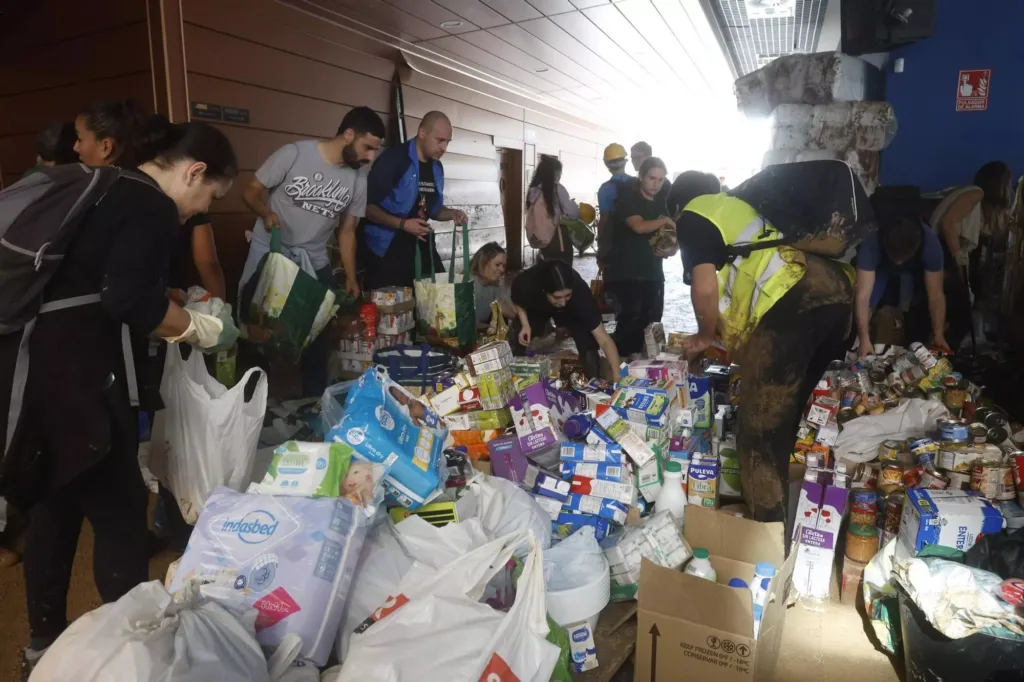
[604,157,676,357]
[510,260,620,380]
[0,116,238,667]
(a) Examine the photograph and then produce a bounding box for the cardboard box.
[389,493,478,526]
[687,454,720,508]
[615,376,680,406]
[575,378,615,411]
[532,493,562,521]
[897,489,1005,559]
[636,507,793,682]
[806,397,840,429]
[445,408,512,431]
[533,471,571,502]
[487,435,529,484]
[467,340,513,375]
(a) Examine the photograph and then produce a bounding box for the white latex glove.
[164,308,226,349]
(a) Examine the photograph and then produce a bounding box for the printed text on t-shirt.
[284,171,353,219]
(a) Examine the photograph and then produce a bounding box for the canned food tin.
[971,463,1007,499]
[840,389,858,408]
[878,439,903,461]
[869,368,887,384]
[945,469,972,491]
[944,383,968,411]
[1012,454,1024,507]
[987,425,1009,445]
[909,438,939,467]
[920,468,950,490]
[903,466,923,488]
[852,489,879,506]
[973,406,994,423]
[910,342,938,369]
[999,465,1017,501]
[937,418,969,443]
[969,423,988,446]
[880,462,905,487]
[837,407,858,424]
[984,409,1010,429]
[883,491,905,536]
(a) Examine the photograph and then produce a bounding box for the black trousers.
[22,445,150,649]
[734,289,851,551]
[508,313,600,378]
[605,280,664,357]
[362,231,444,291]
[538,225,573,268]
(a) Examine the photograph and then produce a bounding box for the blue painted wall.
[881,0,1023,191]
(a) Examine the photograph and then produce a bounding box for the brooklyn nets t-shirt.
[250,140,367,270]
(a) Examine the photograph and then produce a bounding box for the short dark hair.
[337,106,386,139]
[631,141,652,157]
[881,217,923,264]
[638,157,666,179]
[668,170,721,216]
[138,115,238,180]
[36,121,78,164]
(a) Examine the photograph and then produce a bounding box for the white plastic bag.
[30,581,269,682]
[160,345,268,523]
[336,515,491,660]
[543,527,607,591]
[470,474,552,555]
[336,533,558,682]
[834,398,950,464]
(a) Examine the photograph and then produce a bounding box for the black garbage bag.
[965,527,1024,580]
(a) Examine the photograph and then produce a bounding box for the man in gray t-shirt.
[240,106,386,396]
[240,106,386,299]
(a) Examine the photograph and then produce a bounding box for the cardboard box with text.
[636,506,794,682]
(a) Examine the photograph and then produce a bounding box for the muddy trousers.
[22,446,150,650]
[736,295,851,546]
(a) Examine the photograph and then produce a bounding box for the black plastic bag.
[965,527,1024,580]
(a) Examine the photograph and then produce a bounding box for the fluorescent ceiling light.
[439,20,463,29]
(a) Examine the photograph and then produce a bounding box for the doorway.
[498,147,524,270]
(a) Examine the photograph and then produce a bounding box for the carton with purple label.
[508,380,560,455]
[793,466,849,604]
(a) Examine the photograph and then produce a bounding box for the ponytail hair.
[137,115,238,180]
[539,259,574,294]
[80,99,148,167]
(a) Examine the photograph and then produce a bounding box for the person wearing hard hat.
[596,143,632,267]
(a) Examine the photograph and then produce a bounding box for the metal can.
[1010,454,1024,506]
[878,439,903,462]
[937,418,969,443]
[869,367,887,384]
[909,438,939,467]
[880,462,905,488]
[920,468,950,490]
[984,408,1010,429]
[910,342,938,370]
[840,389,858,409]
[969,423,988,446]
[945,469,972,491]
[971,463,1005,499]
[837,406,858,424]
[999,465,1017,501]
[903,466,923,488]
[883,490,905,537]
[987,425,1009,445]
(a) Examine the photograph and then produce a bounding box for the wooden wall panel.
[403,86,523,141]
[214,126,304,173]
[440,153,499,183]
[184,26,391,112]
[0,0,146,52]
[405,116,497,160]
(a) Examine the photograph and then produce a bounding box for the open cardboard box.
[636,505,795,682]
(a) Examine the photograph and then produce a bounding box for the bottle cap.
[665,460,682,474]
[755,562,776,577]
[728,578,748,589]
[692,548,709,559]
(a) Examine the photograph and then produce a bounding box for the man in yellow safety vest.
[678,191,855,538]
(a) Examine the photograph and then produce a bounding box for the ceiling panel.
[615,0,707,94]
[425,35,563,91]
[569,0,614,7]
[706,0,827,76]
[383,0,482,34]
[481,0,542,22]
[487,23,617,94]
[576,5,681,90]
[547,11,657,91]
[458,30,582,90]
[652,0,734,92]
[327,0,448,40]
[516,17,633,93]
[524,0,576,14]
[433,0,512,28]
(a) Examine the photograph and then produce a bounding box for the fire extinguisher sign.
[955,69,991,112]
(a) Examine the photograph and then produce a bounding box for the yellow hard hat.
[578,202,596,224]
[603,143,627,163]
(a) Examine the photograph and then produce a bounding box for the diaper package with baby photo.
[248,441,385,513]
[169,486,368,666]
[327,368,448,510]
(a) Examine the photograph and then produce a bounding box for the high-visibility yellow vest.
[684,194,806,351]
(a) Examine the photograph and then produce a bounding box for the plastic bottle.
[655,460,687,529]
[727,578,748,589]
[749,562,776,639]
[684,548,717,581]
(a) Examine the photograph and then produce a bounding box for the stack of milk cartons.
[555,436,635,541]
[432,342,516,432]
[792,459,851,607]
[601,509,692,601]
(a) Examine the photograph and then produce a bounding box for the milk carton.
[563,493,629,524]
[602,510,692,600]
[637,455,663,503]
[688,375,712,428]
[715,435,742,499]
[594,405,657,467]
[793,472,849,603]
[570,475,637,505]
[508,381,560,455]
[560,441,624,465]
[560,461,630,483]
[897,489,1005,559]
[687,454,719,508]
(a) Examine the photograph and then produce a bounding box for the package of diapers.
[249,441,385,513]
[170,487,367,666]
[326,368,448,509]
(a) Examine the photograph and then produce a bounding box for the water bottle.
[750,562,776,639]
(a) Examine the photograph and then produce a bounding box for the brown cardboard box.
[635,506,795,682]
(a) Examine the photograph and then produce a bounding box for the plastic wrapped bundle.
[768,102,898,152]
[761,148,881,194]
[734,52,884,117]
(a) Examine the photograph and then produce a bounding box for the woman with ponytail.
[0,115,238,675]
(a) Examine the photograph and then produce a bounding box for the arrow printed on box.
[649,623,660,682]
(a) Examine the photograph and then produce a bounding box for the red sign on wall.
[956,69,991,112]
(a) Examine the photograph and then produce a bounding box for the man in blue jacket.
[362,111,468,290]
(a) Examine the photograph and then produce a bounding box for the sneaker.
[21,647,46,682]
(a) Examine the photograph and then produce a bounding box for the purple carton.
[487,435,530,484]
[508,381,560,455]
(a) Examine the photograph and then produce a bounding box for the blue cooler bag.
[327,368,448,509]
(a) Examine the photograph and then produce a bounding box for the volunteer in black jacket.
[604,158,676,357]
[0,117,238,672]
[509,260,620,380]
